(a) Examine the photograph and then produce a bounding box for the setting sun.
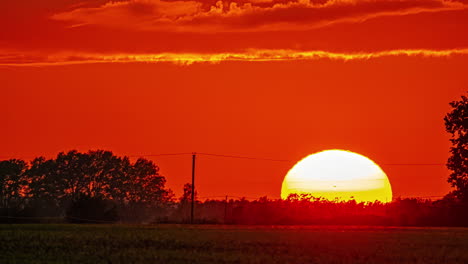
[281,150,392,203]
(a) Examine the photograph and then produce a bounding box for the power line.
[132,152,446,166]
[197,152,292,162]
[128,153,192,158]
[381,163,445,166]
[0,152,447,166]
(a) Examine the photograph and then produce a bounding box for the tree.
[2,150,174,222]
[180,183,197,203]
[84,150,126,199]
[177,183,197,222]
[37,150,131,202]
[118,158,172,204]
[114,157,173,222]
[0,159,28,210]
[26,157,59,200]
[444,94,468,202]
[54,150,90,202]
[24,157,64,217]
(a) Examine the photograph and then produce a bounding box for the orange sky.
[2,0,468,199]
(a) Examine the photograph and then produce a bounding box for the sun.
[281,149,392,203]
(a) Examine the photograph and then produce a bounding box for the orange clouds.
[53,0,203,29]
[52,0,467,32]
[1,0,468,64]
[2,48,468,66]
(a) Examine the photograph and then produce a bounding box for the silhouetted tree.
[26,157,58,201]
[117,157,174,222]
[84,150,125,198]
[444,94,468,202]
[180,183,196,203]
[53,150,90,202]
[21,150,173,222]
[0,159,28,210]
[177,183,197,222]
[24,157,63,217]
[124,158,171,204]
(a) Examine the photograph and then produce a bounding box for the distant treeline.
[1,150,468,226]
[195,195,468,226]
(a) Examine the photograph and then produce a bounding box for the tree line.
[0,93,467,225]
[0,150,173,222]
[190,194,468,226]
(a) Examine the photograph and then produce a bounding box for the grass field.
[1,224,468,264]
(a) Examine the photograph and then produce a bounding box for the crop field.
[1,224,468,264]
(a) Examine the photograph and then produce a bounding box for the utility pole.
[191,152,196,224]
[224,195,228,224]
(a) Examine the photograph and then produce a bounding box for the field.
[1,224,468,264]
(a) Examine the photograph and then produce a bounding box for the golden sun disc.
[281,149,392,203]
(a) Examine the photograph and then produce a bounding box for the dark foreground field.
[1,224,468,264]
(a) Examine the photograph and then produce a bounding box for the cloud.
[51,0,468,32]
[2,48,468,66]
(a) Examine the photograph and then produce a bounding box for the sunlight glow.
[2,48,468,66]
[281,149,392,203]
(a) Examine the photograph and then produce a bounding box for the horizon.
[0,147,454,200]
